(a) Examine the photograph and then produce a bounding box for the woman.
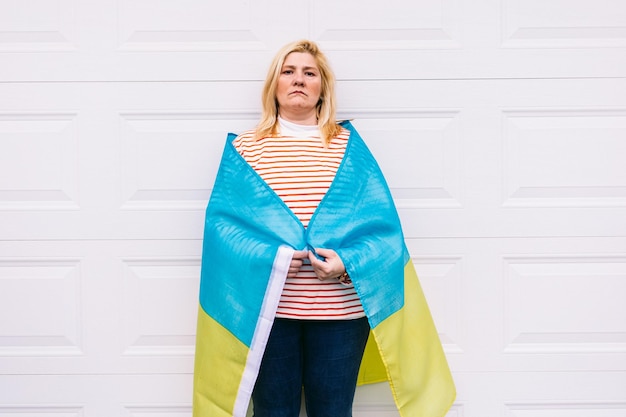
[193,40,455,417]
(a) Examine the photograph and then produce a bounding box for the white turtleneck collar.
[278,117,320,138]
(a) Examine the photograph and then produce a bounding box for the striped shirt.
[233,118,365,320]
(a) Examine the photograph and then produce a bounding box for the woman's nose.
[293,71,304,85]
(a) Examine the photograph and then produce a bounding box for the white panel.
[350,112,462,209]
[503,109,626,208]
[119,113,258,210]
[414,256,464,352]
[354,399,465,417]
[121,258,200,356]
[0,259,82,356]
[454,372,626,416]
[445,404,465,417]
[506,402,626,417]
[0,0,77,52]
[124,405,190,417]
[2,0,625,81]
[0,406,84,417]
[502,0,626,48]
[0,374,194,413]
[0,113,79,210]
[117,0,264,51]
[353,384,464,416]
[353,407,399,417]
[504,256,626,353]
[312,0,461,49]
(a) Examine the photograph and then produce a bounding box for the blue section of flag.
[307,122,406,328]
[199,134,306,347]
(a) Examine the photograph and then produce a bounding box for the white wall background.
[1,0,626,416]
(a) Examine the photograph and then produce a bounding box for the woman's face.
[275,52,322,124]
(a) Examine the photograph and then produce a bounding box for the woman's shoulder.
[232,129,257,148]
[334,126,351,142]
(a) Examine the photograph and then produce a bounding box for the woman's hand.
[288,249,309,278]
[308,248,346,281]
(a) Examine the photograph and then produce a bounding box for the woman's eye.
[282,70,293,75]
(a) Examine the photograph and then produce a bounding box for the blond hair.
[255,40,342,145]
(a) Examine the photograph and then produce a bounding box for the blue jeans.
[252,317,370,417]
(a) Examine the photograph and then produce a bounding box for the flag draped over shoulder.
[193,121,456,417]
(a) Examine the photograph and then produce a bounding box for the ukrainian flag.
[193,122,455,417]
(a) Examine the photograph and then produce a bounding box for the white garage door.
[1,1,625,416]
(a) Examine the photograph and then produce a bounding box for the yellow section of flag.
[193,307,249,417]
[358,260,456,417]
